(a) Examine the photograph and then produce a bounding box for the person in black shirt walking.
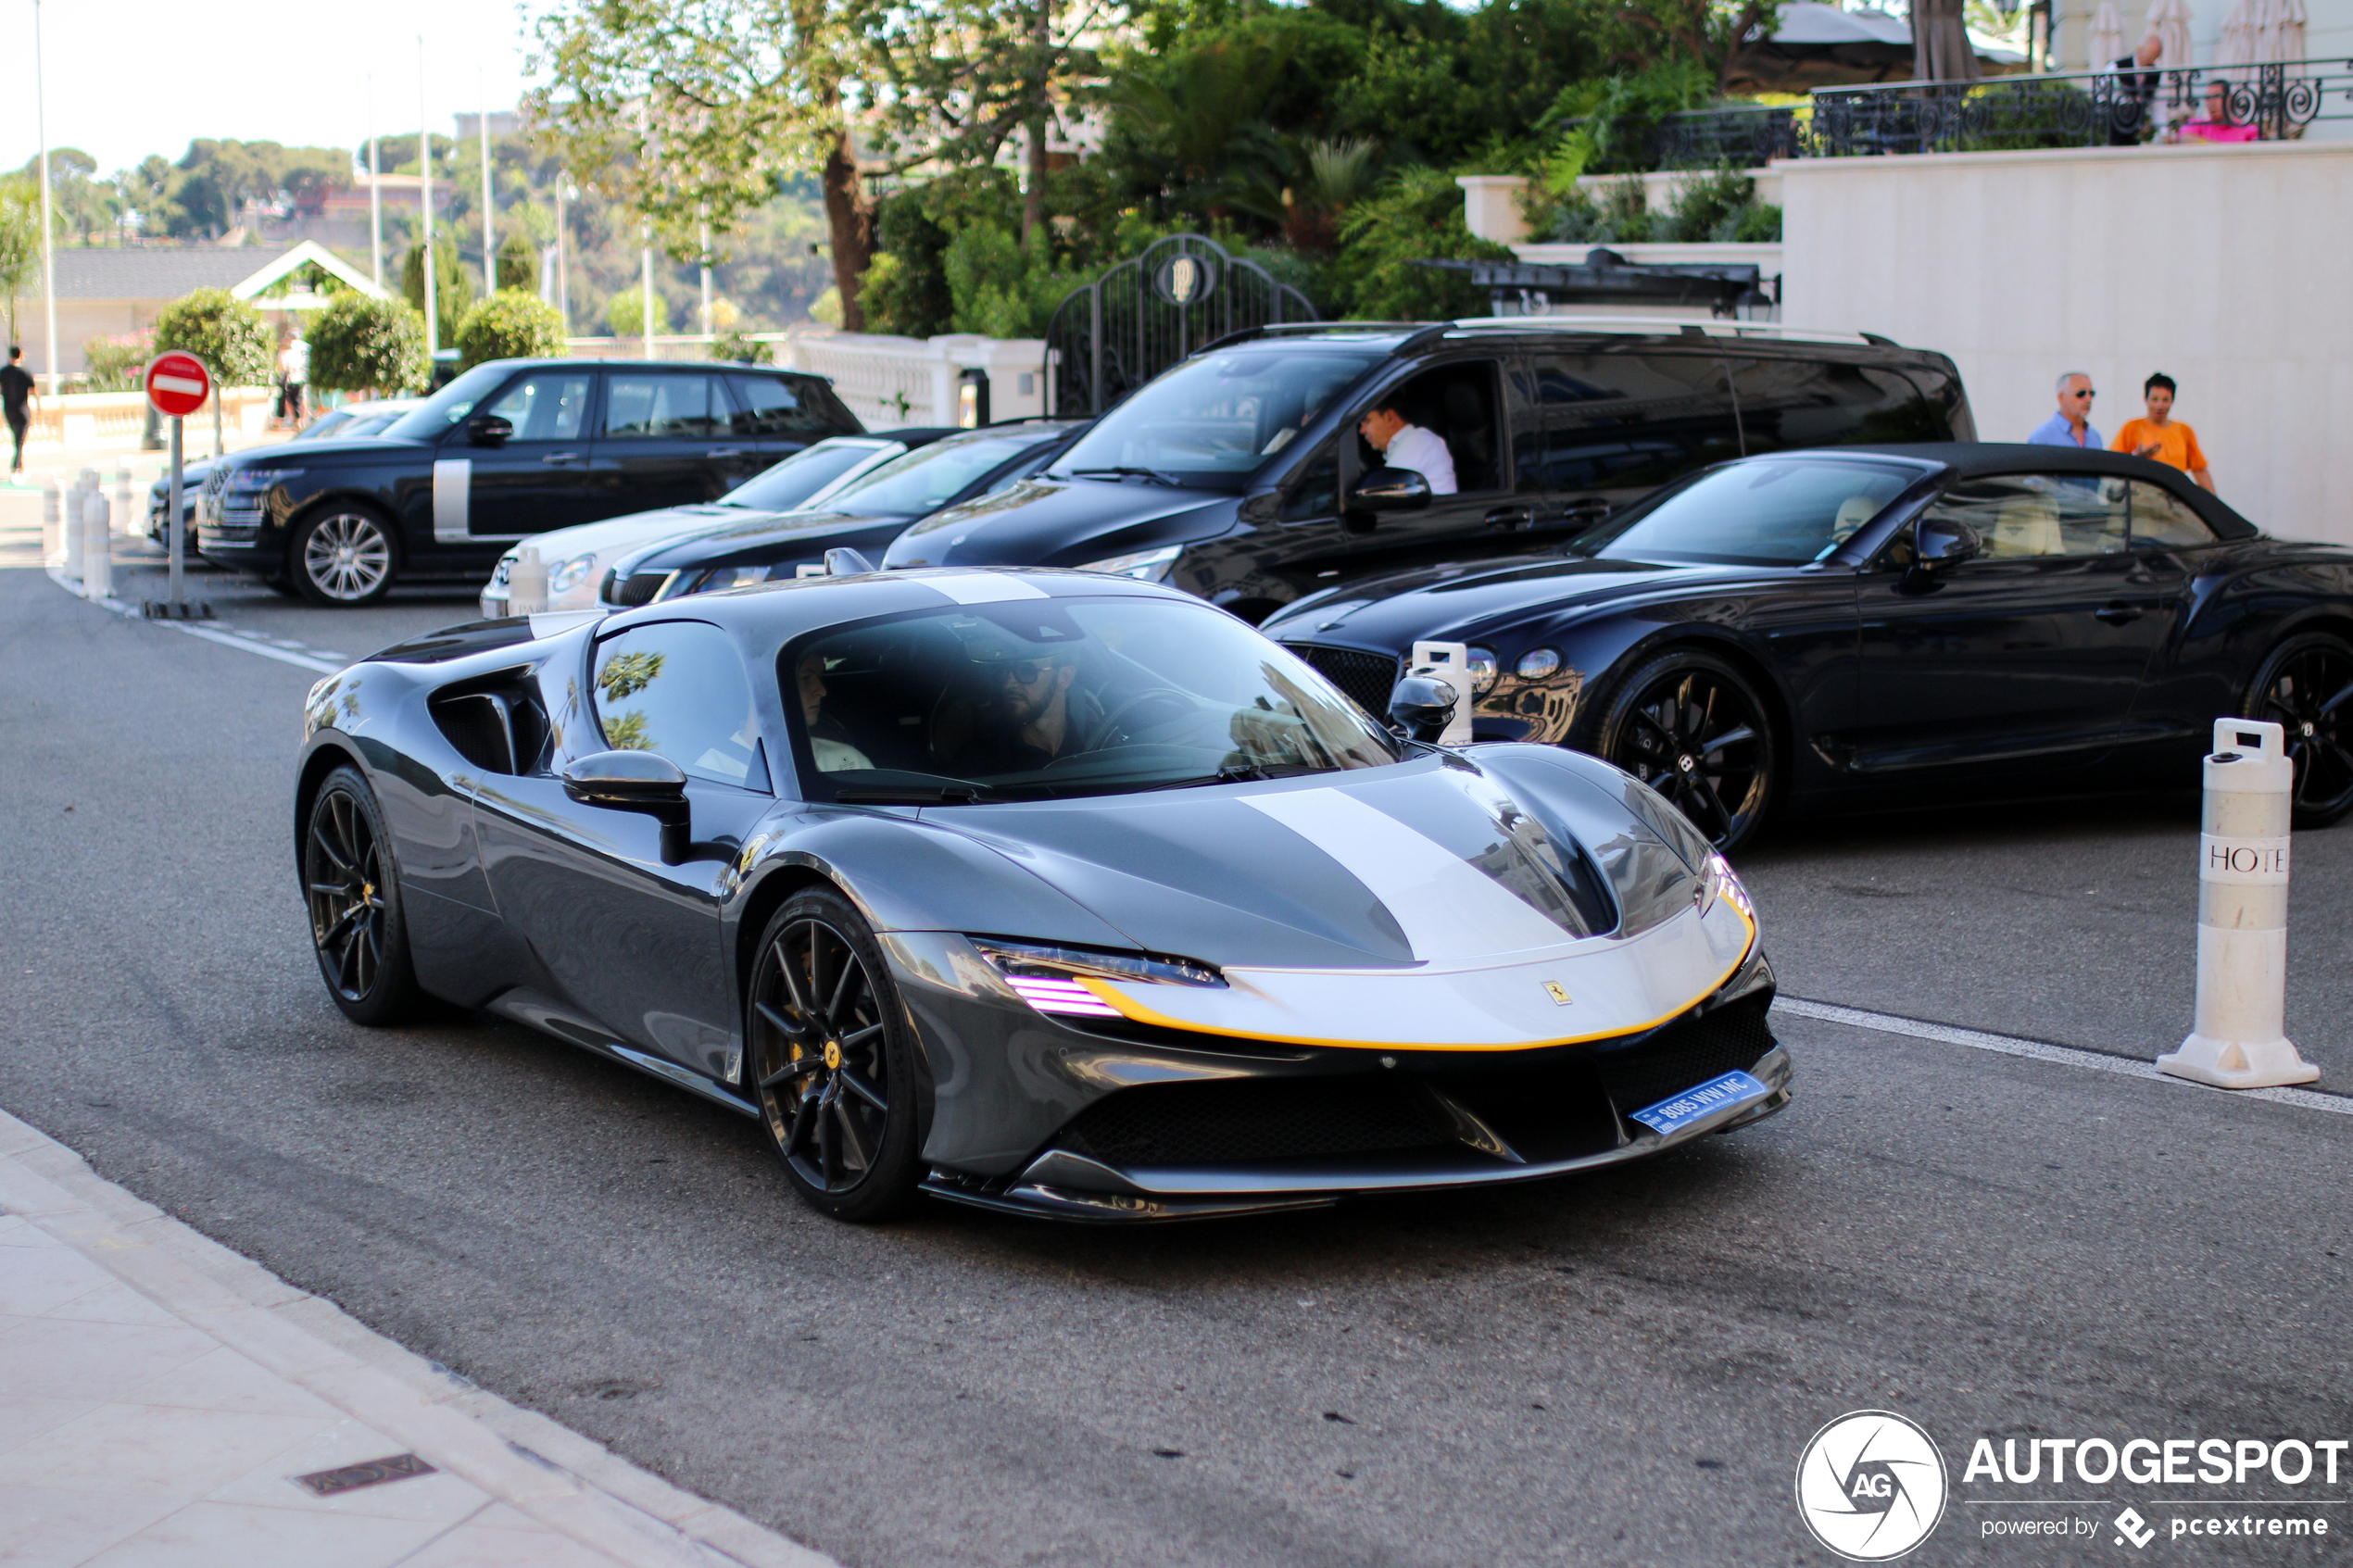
[0,346,35,476]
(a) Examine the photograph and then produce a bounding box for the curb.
[0,1104,840,1568]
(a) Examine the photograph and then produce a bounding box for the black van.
[881,320,1972,622]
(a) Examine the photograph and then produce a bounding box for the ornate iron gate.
[1046,233,1319,417]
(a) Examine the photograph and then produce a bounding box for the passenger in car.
[1358,401,1458,495]
[796,652,874,772]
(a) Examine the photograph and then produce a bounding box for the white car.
[477,432,954,618]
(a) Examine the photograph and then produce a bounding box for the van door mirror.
[1348,469,1431,513]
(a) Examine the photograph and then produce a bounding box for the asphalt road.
[3,563,2348,1566]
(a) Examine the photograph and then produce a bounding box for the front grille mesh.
[1284,643,1401,720]
[1054,1077,1453,1167]
[1592,1000,1777,1116]
[607,570,671,608]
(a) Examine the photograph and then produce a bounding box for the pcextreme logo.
[1795,1411,1950,1561]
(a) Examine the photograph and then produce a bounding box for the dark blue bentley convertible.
[1264,444,2353,850]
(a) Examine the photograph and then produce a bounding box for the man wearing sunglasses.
[2028,371,2104,449]
[942,646,1103,773]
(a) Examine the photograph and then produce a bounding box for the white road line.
[1778,997,2351,1117]
[46,566,347,675]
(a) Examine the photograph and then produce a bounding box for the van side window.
[1365,361,1504,494]
[1525,353,1741,494]
[1729,358,1944,451]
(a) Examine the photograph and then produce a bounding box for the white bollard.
[1406,639,1475,746]
[510,545,548,616]
[41,479,60,567]
[2159,718,2320,1088]
[61,478,84,579]
[114,467,133,539]
[82,492,111,601]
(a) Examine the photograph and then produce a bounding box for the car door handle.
[2094,601,2147,624]
[541,451,583,465]
[1485,507,1534,531]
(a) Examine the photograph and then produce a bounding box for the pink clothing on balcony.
[2180,116,2259,143]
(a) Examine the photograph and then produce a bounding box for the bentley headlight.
[972,938,1224,1016]
[1075,544,1181,582]
[1516,647,1563,681]
[1464,646,1499,694]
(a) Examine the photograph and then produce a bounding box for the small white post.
[81,490,109,600]
[60,474,82,578]
[510,544,547,615]
[2159,718,2320,1087]
[1407,640,1476,746]
[113,465,132,534]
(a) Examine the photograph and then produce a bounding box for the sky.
[0,0,540,177]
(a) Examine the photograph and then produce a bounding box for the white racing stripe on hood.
[1240,787,1576,963]
[922,572,1050,605]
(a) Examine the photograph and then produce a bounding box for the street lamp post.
[480,77,494,297]
[33,0,58,396]
[420,38,437,358]
[369,78,384,286]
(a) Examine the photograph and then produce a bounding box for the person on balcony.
[2113,372,2217,494]
[2029,372,2104,448]
[2107,34,2167,146]
[2180,82,2260,144]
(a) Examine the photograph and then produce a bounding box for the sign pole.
[168,415,184,608]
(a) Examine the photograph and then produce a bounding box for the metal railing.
[1570,59,2350,170]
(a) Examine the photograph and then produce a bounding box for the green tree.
[605,286,672,338]
[0,181,41,345]
[457,289,567,368]
[1326,166,1514,321]
[151,289,272,387]
[496,233,538,292]
[401,236,473,347]
[308,294,433,395]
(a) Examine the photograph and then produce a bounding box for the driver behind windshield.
[937,644,1105,774]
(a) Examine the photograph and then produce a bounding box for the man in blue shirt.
[2028,371,2103,448]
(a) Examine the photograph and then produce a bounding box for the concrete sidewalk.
[0,1107,836,1568]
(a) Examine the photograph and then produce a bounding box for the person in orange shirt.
[2112,372,2216,494]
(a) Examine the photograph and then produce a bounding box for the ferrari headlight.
[972,938,1224,1016]
[1696,851,1755,922]
[547,552,599,596]
[1075,544,1181,582]
[1464,646,1499,694]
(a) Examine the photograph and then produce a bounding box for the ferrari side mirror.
[467,413,514,448]
[1388,674,1459,744]
[563,749,691,862]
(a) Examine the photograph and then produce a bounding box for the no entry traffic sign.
[145,351,211,418]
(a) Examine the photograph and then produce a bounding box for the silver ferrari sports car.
[296,565,1789,1222]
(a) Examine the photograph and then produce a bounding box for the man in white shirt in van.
[1358,401,1458,495]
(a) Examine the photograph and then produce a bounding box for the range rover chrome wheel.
[295,508,396,605]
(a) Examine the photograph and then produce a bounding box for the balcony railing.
[1601,59,2351,169]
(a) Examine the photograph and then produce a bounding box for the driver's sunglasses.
[1000,659,1055,684]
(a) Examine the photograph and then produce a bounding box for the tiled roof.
[51,247,292,301]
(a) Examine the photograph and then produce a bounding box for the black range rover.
[196,358,861,605]
[881,320,1973,621]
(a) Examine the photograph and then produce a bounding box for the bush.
[308,294,432,395]
[1522,177,1654,245]
[1664,168,1780,243]
[1326,166,1514,321]
[496,233,537,293]
[605,287,671,339]
[456,289,566,369]
[711,331,773,364]
[152,288,271,387]
[82,331,152,393]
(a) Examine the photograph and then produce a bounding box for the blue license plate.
[1629,1070,1770,1136]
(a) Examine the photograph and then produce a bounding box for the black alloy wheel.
[1585,649,1778,853]
[292,506,396,606]
[303,767,424,1025]
[747,891,923,1221]
[2248,632,2353,827]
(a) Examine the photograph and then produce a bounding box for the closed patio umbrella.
[2215,0,2259,79]
[2145,0,2194,66]
[2259,0,2307,63]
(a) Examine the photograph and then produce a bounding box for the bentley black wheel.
[293,506,396,606]
[304,767,424,1025]
[2249,632,2353,827]
[1586,649,1777,853]
[748,891,923,1222]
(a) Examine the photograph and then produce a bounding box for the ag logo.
[1794,1411,1948,1561]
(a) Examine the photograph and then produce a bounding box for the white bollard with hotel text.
[2158,718,2319,1088]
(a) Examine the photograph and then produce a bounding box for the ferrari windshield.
[788,596,1397,800]
[1577,458,1918,565]
[1045,349,1379,492]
